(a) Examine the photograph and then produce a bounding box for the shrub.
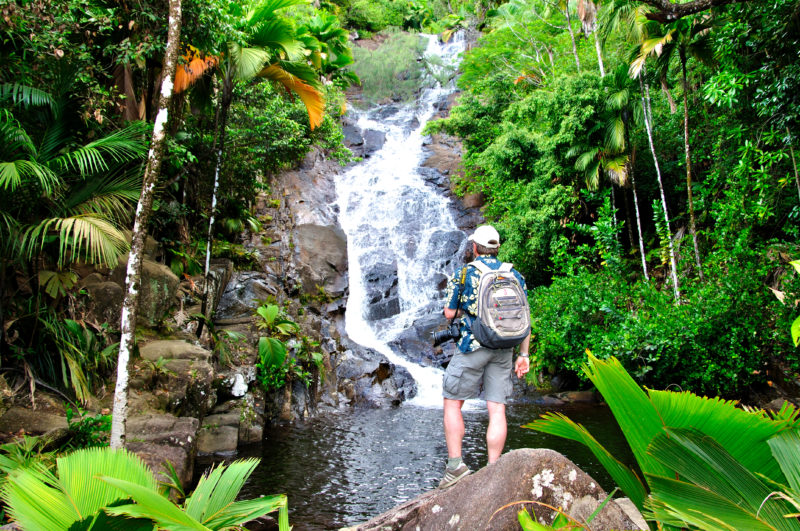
[350,30,430,104]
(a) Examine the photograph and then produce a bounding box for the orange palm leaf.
[258,64,325,130]
[174,46,219,94]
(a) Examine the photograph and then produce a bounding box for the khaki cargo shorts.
[442,346,514,404]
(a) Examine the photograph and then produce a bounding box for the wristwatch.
[519,353,529,358]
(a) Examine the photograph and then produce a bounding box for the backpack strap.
[469,260,514,273]
[468,260,491,274]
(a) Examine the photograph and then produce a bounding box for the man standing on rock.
[439,225,531,489]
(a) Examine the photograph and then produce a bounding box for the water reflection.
[240,402,634,530]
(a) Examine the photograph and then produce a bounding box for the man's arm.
[444,307,463,319]
[514,332,531,379]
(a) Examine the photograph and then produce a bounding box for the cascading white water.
[335,33,466,407]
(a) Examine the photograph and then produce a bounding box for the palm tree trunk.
[630,171,649,281]
[594,33,605,77]
[623,188,635,249]
[661,77,677,113]
[680,52,703,281]
[197,75,233,338]
[625,132,648,280]
[640,74,681,300]
[110,0,182,449]
[564,7,581,72]
[788,127,800,203]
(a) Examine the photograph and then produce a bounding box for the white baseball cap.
[468,225,500,249]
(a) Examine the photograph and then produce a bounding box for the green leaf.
[581,354,672,490]
[647,428,795,528]
[524,412,647,510]
[645,475,780,531]
[1,448,158,530]
[258,337,287,368]
[518,508,551,530]
[647,389,788,484]
[185,458,259,524]
[203,495,288,529]
[100,477,208,530]
[791,315,800,348]
[768,430,800,494]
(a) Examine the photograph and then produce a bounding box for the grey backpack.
[469,260,530,349]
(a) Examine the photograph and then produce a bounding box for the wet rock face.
[336,343,417,407]
[355,448,642,531]
[138,340,216,419]
[215,272,279,320]
[363,260,400,321]
[294,224,348,298]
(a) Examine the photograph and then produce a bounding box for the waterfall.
[335,33,467,408]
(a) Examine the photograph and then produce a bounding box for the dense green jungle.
[1,0,800,529]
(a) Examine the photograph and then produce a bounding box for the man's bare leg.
[443,397,465,458]
[486,400,507,463]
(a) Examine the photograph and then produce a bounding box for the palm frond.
[645,429,798,530]
[604,154,630,186]
[768,431,800,494]
[648,389,790,485]
[0,83,56,112]
[174,46,220,94]
[247,0,309,25]
[204,495,288,530]
[37,117,70,163]
[0,160,60,194]
[50,122,149,177]
[0,109,39,158]
[524,412,647,508]
[604,116,626,152]
[100,477,208,530]
[23,214,129,267]
[582,355,674,486]
[259,63,325,129]
[229,43,273,82]
[2,447,158,530]
[645,475,779,531]
[249,18,306,61]
[185,458,260,523]
[60,166,142,222]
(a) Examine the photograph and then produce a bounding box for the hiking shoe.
[438,463,471,489]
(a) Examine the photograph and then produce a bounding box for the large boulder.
[138,340,216,418]
[215,271,279,320]
[126,414,199,488]
[336,344,417,407]
[362,260,400,321]
[352,448,642,531]
[294,224,348,298]
[111,256,180,327]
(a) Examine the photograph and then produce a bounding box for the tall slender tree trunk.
[788,127,800,203]
[680,52,703,281]
[110,0,182,449]
[594,33,605,77]
[197,77,233,338]
[640,74,681,300]
[661,77,677,113]
[630,172,649,281]
[623,188,635,249]
[625,131,648,280]
[564,8,581,72]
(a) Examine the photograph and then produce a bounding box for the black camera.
[433,320,461,346]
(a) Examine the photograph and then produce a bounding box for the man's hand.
[514,356,530,379]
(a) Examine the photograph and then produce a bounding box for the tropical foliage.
[525,354,800,529]
[426,0,800,395]
[1,446,289,530]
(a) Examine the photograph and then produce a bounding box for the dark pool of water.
[238,402,635,530]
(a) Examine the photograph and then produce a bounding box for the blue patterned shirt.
[443,255,528,353]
